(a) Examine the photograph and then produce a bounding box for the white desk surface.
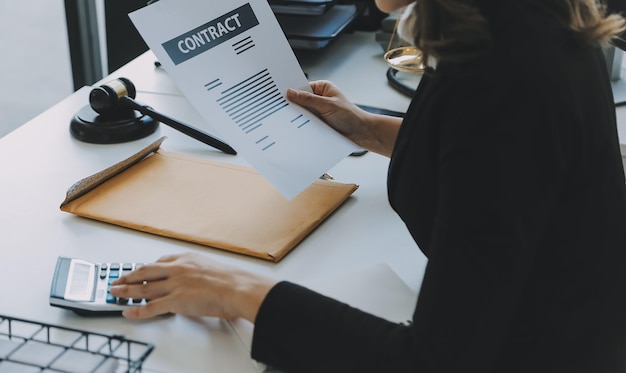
[0,31,425,372]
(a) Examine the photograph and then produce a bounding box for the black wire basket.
[0,314,154,372]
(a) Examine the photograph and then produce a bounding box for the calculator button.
[99,269,107,279]
[108,269,120,279]
[110,263,120,270]
[100,263,108,270]
[122,263,133,271]
[117,297,129,305]
[105,291,116,304]
[132,298,143,304]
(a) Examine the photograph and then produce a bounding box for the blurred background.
[0,1,73,138]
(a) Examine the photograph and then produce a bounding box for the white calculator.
[50,257,146,315]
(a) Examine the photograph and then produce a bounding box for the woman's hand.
[109,253,276,322]
[287,81,367,141]
[287,81,402,157]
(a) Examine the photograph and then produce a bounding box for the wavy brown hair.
[401,0,626,64]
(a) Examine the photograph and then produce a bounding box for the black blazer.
[252,2,626,372]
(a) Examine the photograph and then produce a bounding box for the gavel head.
[89,77,137,115]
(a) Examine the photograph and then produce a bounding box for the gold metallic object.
[108,79,129,98]
[383,9,425,73]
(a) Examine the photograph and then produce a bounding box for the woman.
[111,0,626,371]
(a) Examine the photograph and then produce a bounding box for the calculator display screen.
[69,263,90,295]
[64,260,96,302]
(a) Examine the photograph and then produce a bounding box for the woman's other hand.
[287,80,402,157]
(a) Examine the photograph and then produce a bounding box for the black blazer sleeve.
[252,281,419,372]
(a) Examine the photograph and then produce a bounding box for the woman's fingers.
[110,252,275,321]
[287,81,342,113]
[112,257,182,285]
[110,279,169,301]
[308,80,337,96]
[111,274,181,320]
[111,267,161,286]
[121,297,172,319]
[286,88,321,109]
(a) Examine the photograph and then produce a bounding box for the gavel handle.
[120,96,237,155]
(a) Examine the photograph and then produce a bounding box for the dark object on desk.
[350,149,368,156]
[338,0,387,31]
[387,67,418,97]
[0,314,153,372]
[357,103,404,118]
[70,77,237,155]
[70,104,159,144]
[270,0,334,16]
[276,4,360,49]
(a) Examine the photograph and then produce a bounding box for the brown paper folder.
[60,137,358,262]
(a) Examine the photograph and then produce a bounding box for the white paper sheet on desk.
[228,263,417,369]
[129,0,358,199]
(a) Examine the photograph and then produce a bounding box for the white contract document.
[129,0,358,199]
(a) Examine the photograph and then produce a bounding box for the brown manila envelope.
[60,137,359,262]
